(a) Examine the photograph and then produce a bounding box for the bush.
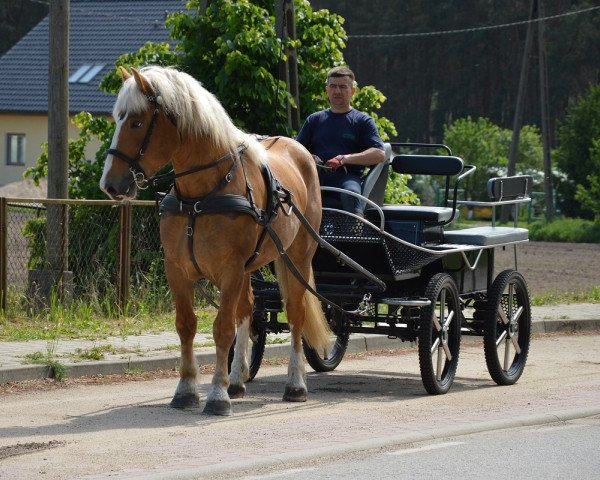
[528,217,600,243]
[555,82,600,219]
[442,117,544,201]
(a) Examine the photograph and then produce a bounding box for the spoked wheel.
[303,306,349,372]
[483,269,531,385]
[228,320,267,382]
[418,273,462,395]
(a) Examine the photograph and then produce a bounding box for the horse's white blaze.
[229,317,250,386]
[287,344,307,391]
[99,115,125,192]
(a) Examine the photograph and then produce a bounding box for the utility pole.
[537,0,554,221]
[503,0,537,223]
[45,0,70,304]
[275,0,300,133]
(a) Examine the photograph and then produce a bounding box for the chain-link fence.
[0,197,167,315]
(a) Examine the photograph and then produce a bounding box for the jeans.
[320,171,363,216]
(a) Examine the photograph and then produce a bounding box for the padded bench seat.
[444,226,528,246]
[373,205,456,223]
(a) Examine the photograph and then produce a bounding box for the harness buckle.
[225,172,233,183]
[131,169,148,190]
[186,226,193,237]
[193,202,203,214]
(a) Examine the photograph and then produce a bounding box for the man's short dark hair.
[327,66,355,84]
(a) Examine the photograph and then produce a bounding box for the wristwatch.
[335,154,345,165]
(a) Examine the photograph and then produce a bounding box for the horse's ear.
[131,67,153,96]
[118,66,131,81]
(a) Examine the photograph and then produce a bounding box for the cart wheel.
[418,273,462,395]
[303,307,349,372]
[483,269,531,386]
[228,321,267,382]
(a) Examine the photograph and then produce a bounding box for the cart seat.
[377,205,456,223]
[444,226,528,246]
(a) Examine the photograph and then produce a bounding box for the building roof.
[0,0,185,116]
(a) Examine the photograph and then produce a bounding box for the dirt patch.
[494,241,600,296]
[0,441,64,460]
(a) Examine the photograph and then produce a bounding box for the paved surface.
[1,303,598,384]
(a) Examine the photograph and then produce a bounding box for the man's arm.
[338,147,385,167]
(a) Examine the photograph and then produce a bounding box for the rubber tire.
[303,307,349,372]
[418,273,462,395]
[227,323,267,382]
[483,269,531,386]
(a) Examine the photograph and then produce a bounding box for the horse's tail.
[274,259,332,352]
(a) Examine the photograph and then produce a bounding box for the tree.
[574,139,600,221]
[555,82,600,218]
[443,117,543,201]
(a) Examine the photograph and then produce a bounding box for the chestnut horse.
[100,66,330,415]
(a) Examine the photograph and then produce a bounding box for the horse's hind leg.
[228,273,253,399]
[170,280,200,409]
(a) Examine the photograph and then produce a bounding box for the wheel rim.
[496,281,524,371]
[419,273,461,394]
[430,285,458,382]
[484,270,531,385]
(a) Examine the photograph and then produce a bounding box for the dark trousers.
[320,171,363,216]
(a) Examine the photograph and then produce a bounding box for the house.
[0,0,185,190]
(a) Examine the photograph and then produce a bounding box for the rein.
[110,94,382,313]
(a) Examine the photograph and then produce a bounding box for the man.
[296,66,385,216]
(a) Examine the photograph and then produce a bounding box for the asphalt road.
[0,333,599,480]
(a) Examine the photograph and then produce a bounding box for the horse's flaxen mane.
[114,65,266,164]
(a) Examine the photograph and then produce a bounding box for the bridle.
[107,93,237,190]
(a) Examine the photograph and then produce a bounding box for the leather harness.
[108,92,385,313]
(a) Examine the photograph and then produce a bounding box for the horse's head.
[100,67,178,200]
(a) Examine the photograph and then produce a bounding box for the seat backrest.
[391,154,464,176]
[487,175,533,201]
[361,142,392,207]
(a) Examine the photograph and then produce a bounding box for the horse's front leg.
[170,282,201,409]
[203,278,244,416]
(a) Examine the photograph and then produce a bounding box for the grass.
[530,285,600,306]
[0,296,215,342]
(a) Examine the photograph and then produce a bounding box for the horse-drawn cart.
[247,142,533,395]
[103,66,532,414]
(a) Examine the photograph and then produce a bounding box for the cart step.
[379,297,431,307]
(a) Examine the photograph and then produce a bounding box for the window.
[6,133,26,166]
[69,64,106,84]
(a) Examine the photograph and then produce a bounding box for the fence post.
[118,201,132,311]
[0,197,6,311]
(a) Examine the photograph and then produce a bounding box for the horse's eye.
[131,120,143,128]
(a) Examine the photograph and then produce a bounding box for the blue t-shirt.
[296,108,384,176]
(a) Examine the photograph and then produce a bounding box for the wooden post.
[47,0,70,298]
[0,197,6,312]
[118,202,132,312]
[503,0,537,223]
[275,0,300,133]
[537,0,554,222]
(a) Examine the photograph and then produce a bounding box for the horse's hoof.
[203,400,233,416]
[170,393,200,409]
[227,383,246,399]
[283,386,307,402]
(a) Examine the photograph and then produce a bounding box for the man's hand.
[324,155,347,173]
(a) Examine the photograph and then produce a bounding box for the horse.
[99,65,331,416]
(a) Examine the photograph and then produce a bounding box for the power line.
[347,5,600,39]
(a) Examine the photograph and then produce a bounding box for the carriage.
[102,66,532,414]
[245,142,533,395]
